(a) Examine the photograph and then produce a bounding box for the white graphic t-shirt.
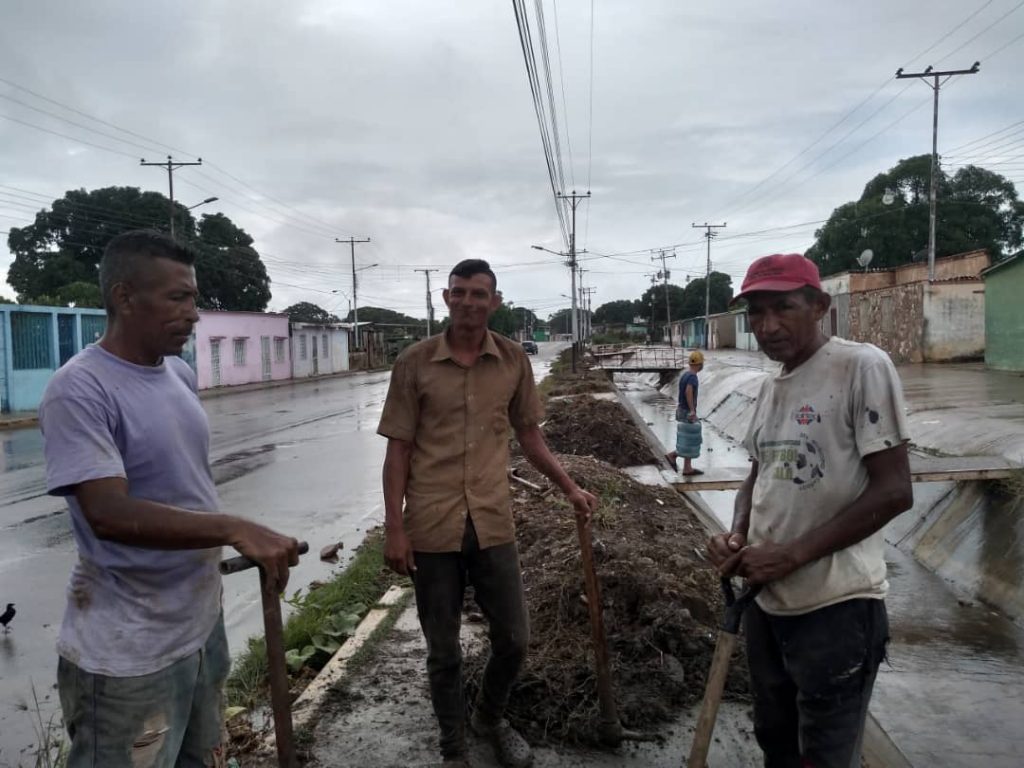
[743,337,911,615]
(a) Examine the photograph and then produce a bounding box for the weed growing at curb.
[226,528,408,709]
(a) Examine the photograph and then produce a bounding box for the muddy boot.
[470,712,533,768]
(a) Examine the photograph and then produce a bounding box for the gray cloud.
[2,0,1020,317]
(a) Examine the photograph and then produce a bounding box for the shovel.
[575,517,654,746]
[686,576,761,768]
[220,541,309,768]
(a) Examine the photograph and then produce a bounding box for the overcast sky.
[1,0,1021,320]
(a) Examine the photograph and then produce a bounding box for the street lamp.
[186,196,218,211]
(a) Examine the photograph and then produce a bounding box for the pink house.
[189,310,291,390]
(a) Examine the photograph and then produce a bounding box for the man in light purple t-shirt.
[39,230,300,768]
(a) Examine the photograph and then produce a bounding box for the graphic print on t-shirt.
[793,403,820,425]
[759,432,826,489]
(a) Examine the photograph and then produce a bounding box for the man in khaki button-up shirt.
[378,259,596,768]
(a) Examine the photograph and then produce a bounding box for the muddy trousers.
[57,616,229,768]
[413,520,530,759]
[745,598,888,768]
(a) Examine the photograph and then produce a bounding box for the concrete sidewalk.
[307,600,761,768]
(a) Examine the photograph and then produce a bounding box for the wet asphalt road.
[0,342,562,763]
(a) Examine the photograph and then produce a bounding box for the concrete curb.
[288,584,411,736]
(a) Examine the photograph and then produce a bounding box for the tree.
[805,155,1024,276]
[0,294,15,305]
[547,308,574,335]
[283,302,339,324]
[593,299,643,325]
[6,186,272,310]
[676,272,734,319]
[346,306,424,327]
[639,283,687,327]
[193,213,271,311]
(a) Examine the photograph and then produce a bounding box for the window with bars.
[322,334,329,358]
[233,337,247,366]
[275,337,286,363]
[299,335,308,360]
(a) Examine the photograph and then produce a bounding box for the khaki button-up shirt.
[377,330,544,552]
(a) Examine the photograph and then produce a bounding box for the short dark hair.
[448,259,497,293]
[99,230,196,314]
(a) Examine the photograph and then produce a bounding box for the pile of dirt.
[465,454,749,746]
[541,396,659,467]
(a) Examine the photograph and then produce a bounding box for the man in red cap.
[708,253,913,767]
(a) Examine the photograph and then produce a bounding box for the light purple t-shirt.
[39,344,222,677]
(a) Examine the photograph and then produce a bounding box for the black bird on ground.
[0,603,15,632]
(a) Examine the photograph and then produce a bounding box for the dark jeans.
[413,519,530,759]
[745,598,889,768]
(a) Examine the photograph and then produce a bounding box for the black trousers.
[745,598,889,768]
[412,519,530,759]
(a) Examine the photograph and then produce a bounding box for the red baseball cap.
[730,253,822,305]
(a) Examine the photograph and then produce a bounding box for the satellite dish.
[882,190,896,206]
[857,249,874,269]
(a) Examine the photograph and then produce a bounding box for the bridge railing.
[592,346,690,370]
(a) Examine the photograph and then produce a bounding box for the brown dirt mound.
[465,455,749,746]
[542,397,659,467]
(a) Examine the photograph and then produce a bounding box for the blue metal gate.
[80,315,106,347]
[58,314,76,366]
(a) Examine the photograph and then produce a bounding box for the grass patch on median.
[226,528,408,710]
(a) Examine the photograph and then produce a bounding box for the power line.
[934,0,1024,65]
[512,0,570,248]
[0,111,140,159]
[140,155,204,239]
[0,76,194,157]
[551,0,574,188]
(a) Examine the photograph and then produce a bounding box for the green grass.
[226,528,407,709]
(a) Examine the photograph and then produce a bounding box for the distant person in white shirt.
[707,253,913,768]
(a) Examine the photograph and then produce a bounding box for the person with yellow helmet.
[666,350,704,475]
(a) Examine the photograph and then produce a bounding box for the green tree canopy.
[547,307,584,335]
[805,155,1024,276]
[283,302,339,324]
[6,186,272,311]
[593,299,643,325]
[348,306,424,327]
[639,272,733,326]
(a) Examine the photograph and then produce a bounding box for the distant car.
[522,340,538,355]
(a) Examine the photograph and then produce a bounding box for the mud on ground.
[540,396,659,468]
[465,454,749,747]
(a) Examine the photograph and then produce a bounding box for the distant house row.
[663,249,1024,373]
[0,307,386,413]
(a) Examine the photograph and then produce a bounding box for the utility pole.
[140,155,203,239]
[414,268,439,337]
[556,190,591,372]
[896,62,979,281]
[335,237,372,349]
[577,267,589,347]
[693,223,727,349]
[650,249,677,346]
[582,287,597,344]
